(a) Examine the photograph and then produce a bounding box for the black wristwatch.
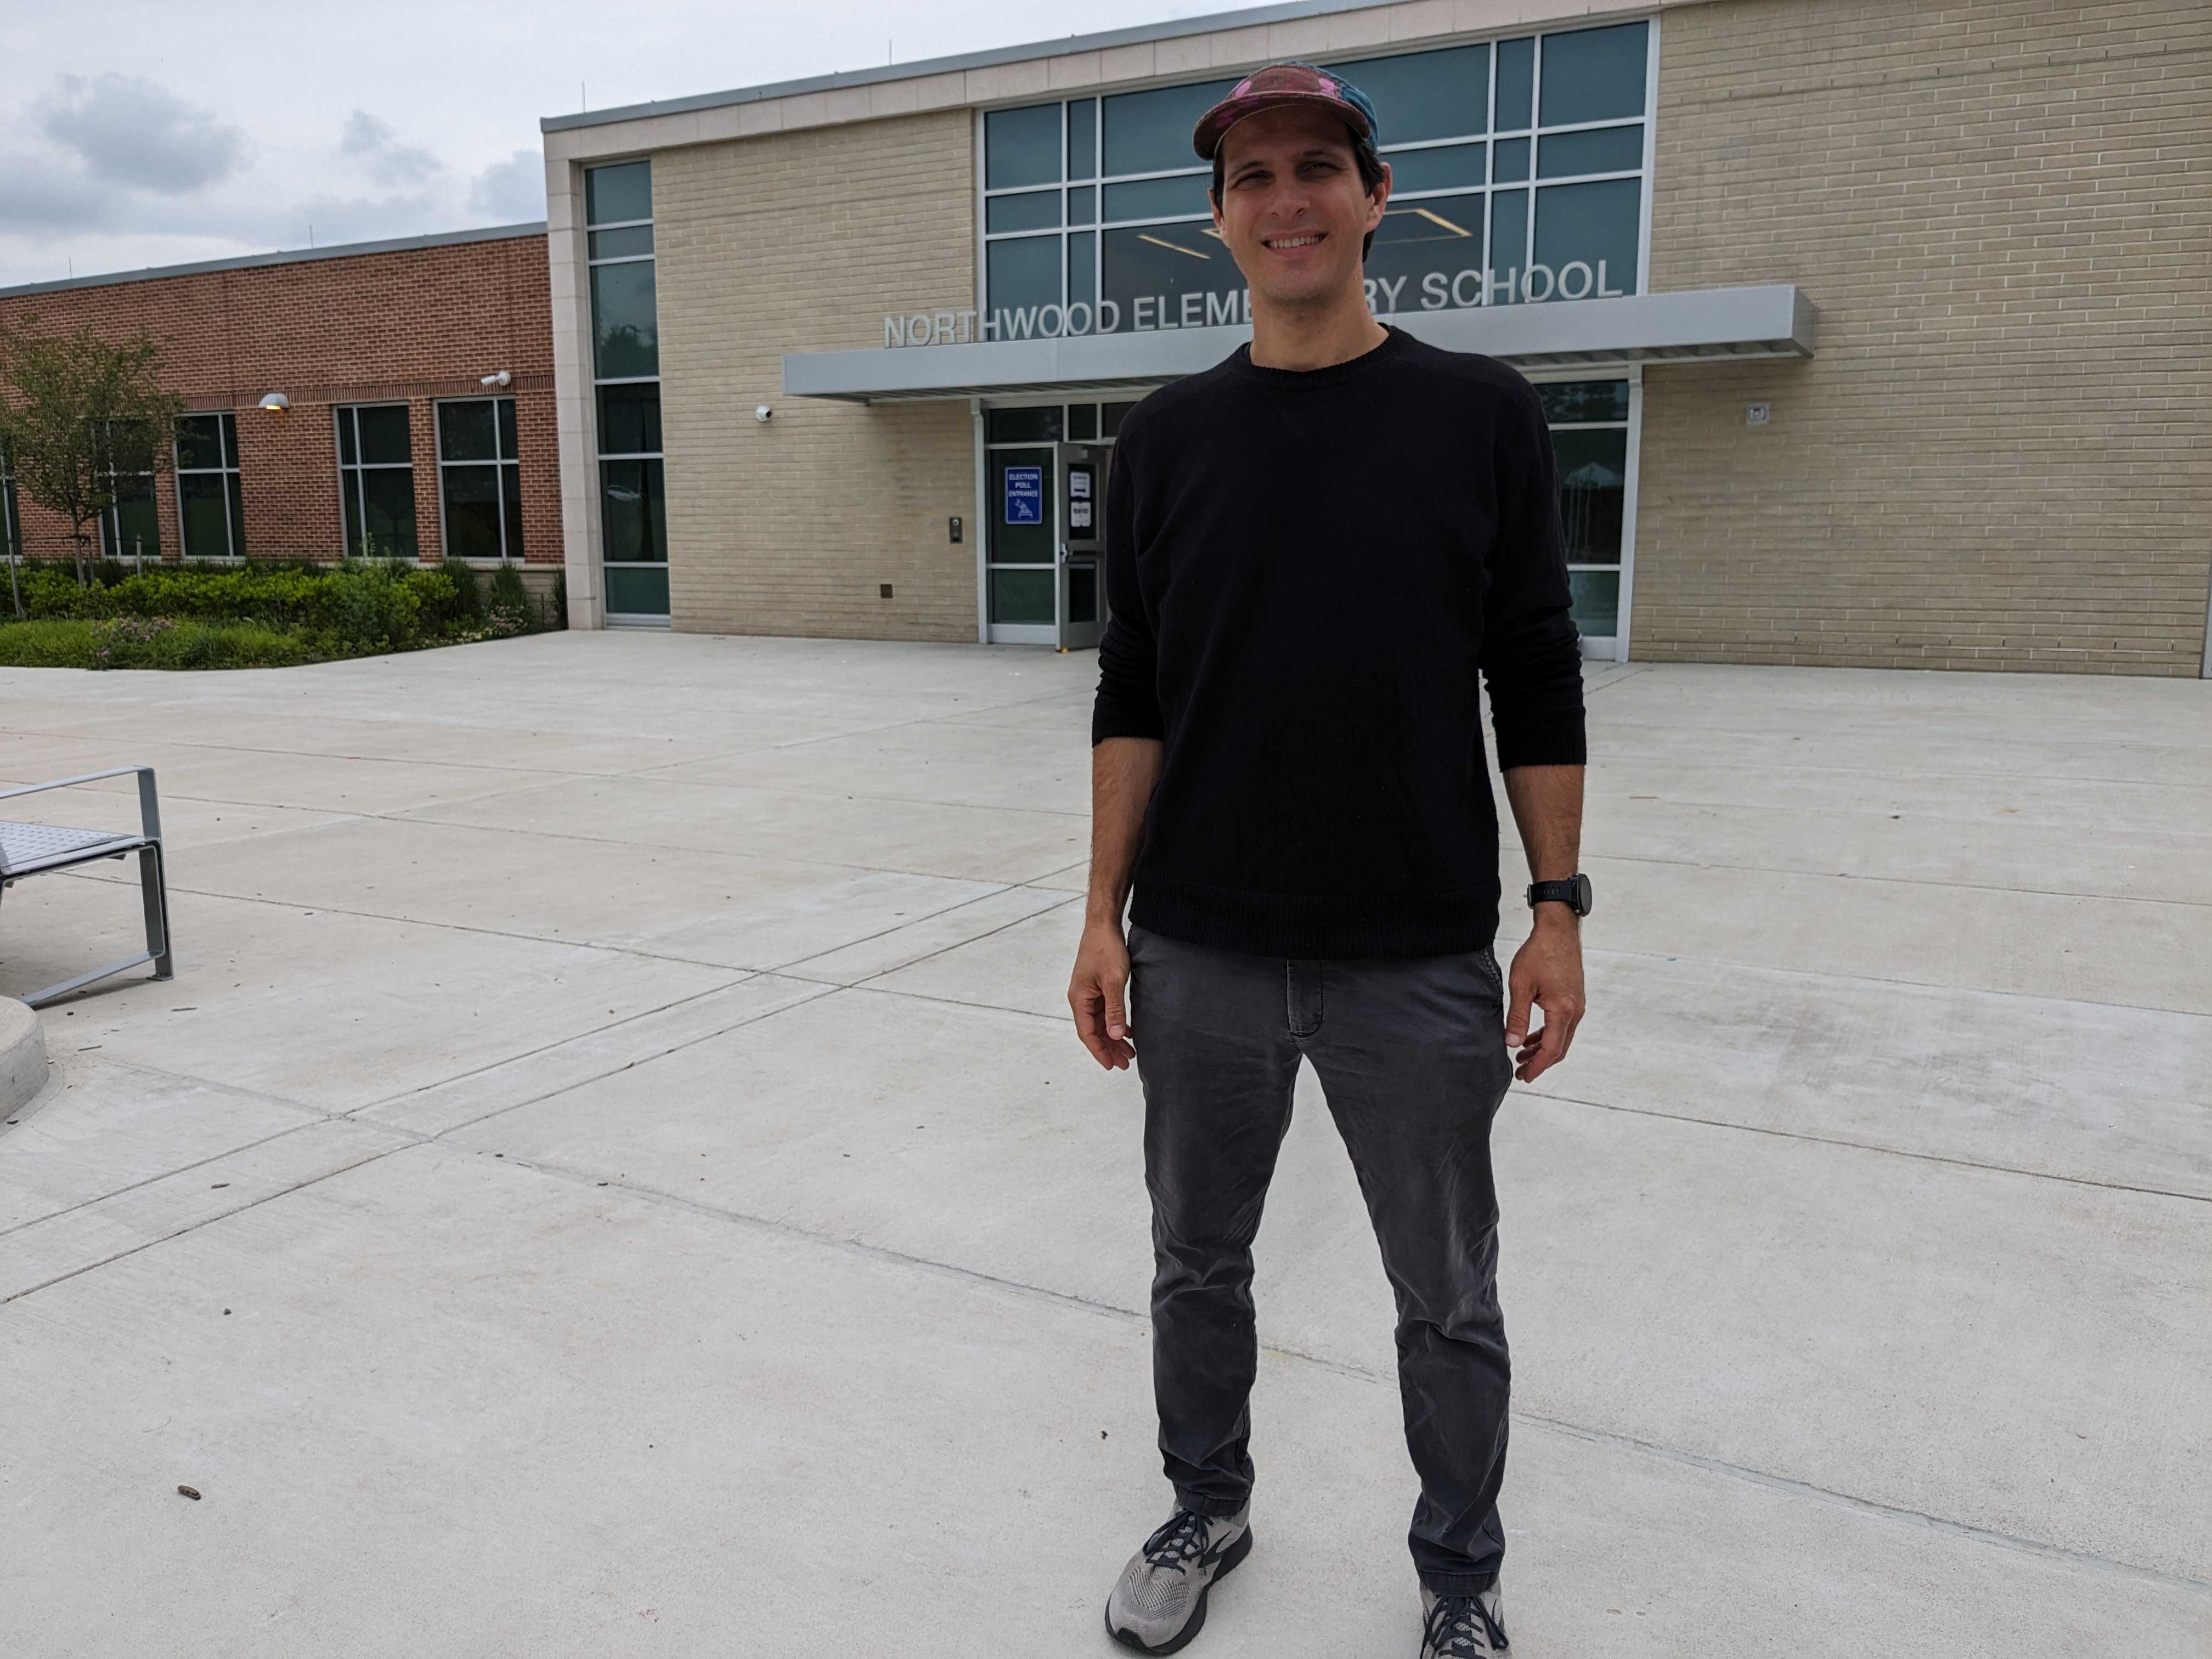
[1527,873,1593,917]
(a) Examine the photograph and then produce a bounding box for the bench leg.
[139,843,173,981]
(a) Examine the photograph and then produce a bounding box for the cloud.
[338,111,444,188]
[0,153,115,232]
[37,74,244,194]
[467,150,545,222]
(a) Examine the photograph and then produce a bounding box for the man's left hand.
[1504,914,1584,1082]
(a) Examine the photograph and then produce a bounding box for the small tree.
[0,317,185,591]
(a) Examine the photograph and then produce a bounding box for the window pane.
[1568,568,1619,638]
[1066,403,1098,441]
[597,382,663,456]
[985,407,1062,444]
[337,408,357,466]
[342,473,363,552]
[1532,177,1640,301]
[1383,142,1487,194]
[443,464,504,560]
[1537,123,1643,179]
[358,467,416,558]
[1101,400,1139,437]
[1068,231,1096,314]
[605,563,670,616]
[1492,136,1530,183]
[586,161,651,226]
[354,404,411,465]
[1331,44,1491,144]
[501,461,524,559]
[600,458,667,563]
[1102,79,1235,178]
[104,481,158,559]
[497,398,518,460]
[1365,191,1486,313]
[1537,379,1631,424]
[591,261,660,379]
[1068,184,1095,227]
[1496,37,1534,129]
[990,567,1053,625]
[1551,427,1627,563]
[179,471,235,558]
[988,447,1054,566]
[227,471,246,557]
[984,104,1062,189]
[1538,20,1649,127]
[439,399,498,462]
[1101,173,1209,224]
[1489,189,1528,303]
[176,413,225,470]
[1066,562,1098,624]
[1068,99,1097,180]
[985,235,1062,317]
[1102,224,1240,332]
[985,188,1061,234]
[588,225,653,259]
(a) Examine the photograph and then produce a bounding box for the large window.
[588,159,668,619]
[336,403,417,560]
[98,426,160,561]
[980,21,1650,335]
[1536,377,1631,642]
[175,413,245,560]
[437,398,523,561]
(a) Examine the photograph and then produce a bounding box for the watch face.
[1572,872,1593,916]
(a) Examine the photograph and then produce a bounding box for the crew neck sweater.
[1090,324,1587,959]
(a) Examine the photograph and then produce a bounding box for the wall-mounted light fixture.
[755,404,772,422]
[480,370,512,388]
[257,392,290,414]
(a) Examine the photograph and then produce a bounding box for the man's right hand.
[1069,919,1137,1069]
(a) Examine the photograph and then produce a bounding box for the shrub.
[0,616,315,669]
[440,557,484,625]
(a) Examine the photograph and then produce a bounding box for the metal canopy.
[784,284,1815,403]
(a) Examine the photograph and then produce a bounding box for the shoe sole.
[1103,1526,1254,1655]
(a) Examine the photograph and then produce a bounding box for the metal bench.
[0,768,174,1008]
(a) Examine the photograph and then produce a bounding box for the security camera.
[481,370,512,388]
[755,404,773,422]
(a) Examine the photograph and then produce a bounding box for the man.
[1066,63,1593,1659]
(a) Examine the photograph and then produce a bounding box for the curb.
[1,997,48,1118]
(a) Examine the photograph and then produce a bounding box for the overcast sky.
[0,0,1235,290]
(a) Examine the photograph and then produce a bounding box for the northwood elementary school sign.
[883,258,1634,346]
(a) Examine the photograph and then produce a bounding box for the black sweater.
[1090,324,1587,959]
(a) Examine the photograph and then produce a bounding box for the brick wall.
[653,111,979,641]
[1638,0,2212,674]
[0,232,563,574]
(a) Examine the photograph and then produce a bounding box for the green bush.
[0,616,314,670]
[440,558,484,624]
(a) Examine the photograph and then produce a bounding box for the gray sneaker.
[1103,1504,1252,1654]
[1419,1584,1510,1656]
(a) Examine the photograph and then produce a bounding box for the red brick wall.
[0,231,560,568]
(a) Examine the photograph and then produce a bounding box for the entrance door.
[1056,443,1106,651]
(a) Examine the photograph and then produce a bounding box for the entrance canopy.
[784,284,1814,403]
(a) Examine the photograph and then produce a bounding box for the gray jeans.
[1126,921,1515,1596]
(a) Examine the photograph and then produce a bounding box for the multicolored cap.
[1191,62,1381,161]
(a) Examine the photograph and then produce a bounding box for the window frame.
[173,410,245,561]
[432,396,524,563]
[974,21,1655,328]
[332,401,419,561]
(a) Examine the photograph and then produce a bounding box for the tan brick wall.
[1636,0,2212,675]
[653,111,978,641]
[0,234,562,572]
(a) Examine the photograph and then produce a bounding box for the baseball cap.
[1191,62,1381,161]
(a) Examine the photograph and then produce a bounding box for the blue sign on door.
[1003,466,1043,524]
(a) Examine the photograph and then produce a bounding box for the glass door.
[1056,442,1105,651]
[986,443,1057,643]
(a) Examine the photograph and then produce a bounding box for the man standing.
[1068,64,1593,1659]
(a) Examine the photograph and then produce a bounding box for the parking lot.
[2,631,2207,1656]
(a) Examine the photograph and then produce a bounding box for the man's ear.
[1368,160,1392,232]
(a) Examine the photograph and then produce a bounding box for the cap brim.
[1192,91,1374,160]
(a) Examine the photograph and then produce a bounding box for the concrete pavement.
[1,632,2207,1657]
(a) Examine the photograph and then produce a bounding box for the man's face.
[1210,104,1389,309]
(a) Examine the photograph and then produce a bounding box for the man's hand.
[1504,912,1584,1082]
[1070,919,1137,1069]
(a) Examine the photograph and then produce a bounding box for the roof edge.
[0,222,549,302]
[540,0,1398,134]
